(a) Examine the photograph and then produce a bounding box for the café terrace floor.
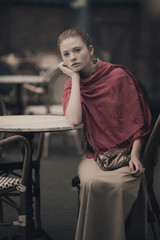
[0,131,158,240]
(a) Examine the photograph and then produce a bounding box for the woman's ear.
[89,45,94,56]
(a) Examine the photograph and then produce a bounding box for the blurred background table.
[0,75,44,114]
[0,75,43,85]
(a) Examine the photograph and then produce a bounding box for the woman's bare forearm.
[66,74,82,125]
[131,139,142,159]
[58,62,82,125]
[129,139,144,176]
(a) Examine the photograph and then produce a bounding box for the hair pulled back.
[57,28,92,50]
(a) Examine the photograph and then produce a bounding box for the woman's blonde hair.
[57,28,92,50]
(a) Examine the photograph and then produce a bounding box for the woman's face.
[60,36,94,73]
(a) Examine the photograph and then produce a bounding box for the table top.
[0,75,43,84]
[0,115,83,133]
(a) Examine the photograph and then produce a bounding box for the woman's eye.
[74,48,81,53]
[64,52,69,57]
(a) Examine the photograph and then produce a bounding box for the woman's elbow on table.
[66,115,82,126]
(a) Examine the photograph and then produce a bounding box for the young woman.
[58,28,151,240]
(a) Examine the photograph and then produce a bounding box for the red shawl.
[62,60,151,156]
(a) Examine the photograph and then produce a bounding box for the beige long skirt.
[75,156,147,240]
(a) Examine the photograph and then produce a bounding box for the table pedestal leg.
[22,133,34,238]
[24,133,53,239]
[17,84,24,114]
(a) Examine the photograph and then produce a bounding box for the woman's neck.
[80,59,99,78]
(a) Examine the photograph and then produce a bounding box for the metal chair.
[0,60,17,114]
[0,97,45,230]
[15,60,40,76]
[143,114,160,239]
[0,135,31,240]
[14,60,44,111]
[0,134,45,232]
[72,114,160,239]
[34,49,61,72]
[24,66,68,116]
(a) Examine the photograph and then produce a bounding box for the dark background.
[0,0,160,120]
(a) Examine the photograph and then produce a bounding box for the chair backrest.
[34,50,61,71]
[0,135,31,186]
[15,60,40,75]
[0,96,7,116]
[143,114,160,188]
[0,60,16,95]
[0,97,7,155]
[15,60,42,107]
[43,66,69,105]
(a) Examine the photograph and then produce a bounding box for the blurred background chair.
[24,66,67,115]
[143,114,160,239]
[72,114,160,239]
[34,49,61,73]
[15,60,40,76]
[14,59,45,111]
[0,60,17,114]
[0,97,45,230]
[0,96,7,116]
[24,66,83,158]
[0,134,31,240]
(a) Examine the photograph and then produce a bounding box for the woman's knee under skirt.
[75,156,147,240]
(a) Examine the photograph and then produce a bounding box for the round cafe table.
[0,114,83,238]
[0,115,82,133]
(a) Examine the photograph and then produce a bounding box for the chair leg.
[77,187,80,217]
[150,188,160,226]
[72,176,81,218]
[148,199,160,240]
[34,168,41,229]
[19,192,27,240]
[148,189,160,240]
[43,133,50,158]
[0,199,3,222]
[19,226,27,240]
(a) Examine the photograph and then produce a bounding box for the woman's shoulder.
[100,60,129,76]
[111,63,130,75]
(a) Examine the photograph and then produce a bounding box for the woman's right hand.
[58,61,79,78]
[58,62,82,125]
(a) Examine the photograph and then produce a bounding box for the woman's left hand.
[129,156,145,177]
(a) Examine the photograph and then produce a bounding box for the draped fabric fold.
[62,60,151,157]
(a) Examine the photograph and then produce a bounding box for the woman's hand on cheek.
[58,62,79,78]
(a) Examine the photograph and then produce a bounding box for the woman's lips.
[72,63,80,67]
